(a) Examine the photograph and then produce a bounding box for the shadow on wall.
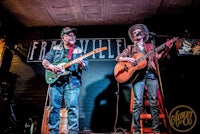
[89,74,117,132]
[82,74,131,133]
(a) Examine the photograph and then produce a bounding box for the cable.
[113,82,128,134]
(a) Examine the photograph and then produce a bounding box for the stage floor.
[79,131,167,134]
[79,132,167,134]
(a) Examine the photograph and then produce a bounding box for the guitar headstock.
[93,47,108,53]
[171,37,179,42]
[163,37,179,49]
[167,37,179,44]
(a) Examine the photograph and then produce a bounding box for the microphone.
[149,32,156,36]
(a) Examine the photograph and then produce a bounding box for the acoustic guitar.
[114,37,178,83]
[45,46,107,84]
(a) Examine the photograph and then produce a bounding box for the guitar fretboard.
[63,46,107,68]
[136,38,178,63]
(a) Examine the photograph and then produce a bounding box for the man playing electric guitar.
[42,27,89,134]
[114,24,174,134]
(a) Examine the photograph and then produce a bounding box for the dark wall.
[160,55,200,134]
[0,5,25,47]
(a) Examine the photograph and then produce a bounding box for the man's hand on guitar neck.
[165,38,173,49]
[77,59,86,68]
[159,38,174,60]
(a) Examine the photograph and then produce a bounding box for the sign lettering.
[27,38,126,62]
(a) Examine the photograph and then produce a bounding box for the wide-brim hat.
[61,27,77,37]
[128,24,149,43]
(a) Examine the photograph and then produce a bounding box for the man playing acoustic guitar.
[42,27,89,134]
[115,24,174,134]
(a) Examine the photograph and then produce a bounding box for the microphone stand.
[150,35,165,111]
[150,34,172,134]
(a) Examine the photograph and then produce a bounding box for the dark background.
[0,5,200,134]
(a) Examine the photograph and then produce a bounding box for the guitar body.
[114,53,147,83]
[114,37,179,83]
[45,58,70,84]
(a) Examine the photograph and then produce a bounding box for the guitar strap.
[68,44,74,60]
[144,43,157,72]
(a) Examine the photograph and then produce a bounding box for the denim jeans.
[132,71,160,133]
[48,83,80,134]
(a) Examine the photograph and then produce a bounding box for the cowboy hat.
[128,24,149,43]
[60,27,77,38]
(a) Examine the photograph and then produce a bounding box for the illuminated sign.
[27,38,126,62]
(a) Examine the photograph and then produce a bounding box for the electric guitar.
[114,37,178,83]
[45,47,107,84]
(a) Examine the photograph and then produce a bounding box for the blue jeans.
[132,71,160,133]
[48,83,80,134]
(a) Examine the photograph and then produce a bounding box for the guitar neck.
[64,51,94,68]
[63,46,107,68]
[144,43,166,58]
[137,38,178,62]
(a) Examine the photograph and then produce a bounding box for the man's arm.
[42,59,61,72]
